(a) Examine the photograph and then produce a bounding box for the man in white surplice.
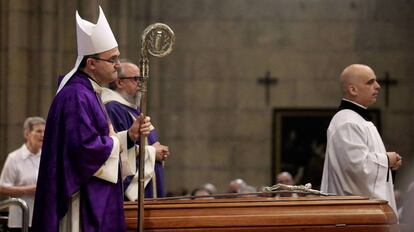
[320,64,402,216]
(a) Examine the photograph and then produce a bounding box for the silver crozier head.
[141,23,175,58]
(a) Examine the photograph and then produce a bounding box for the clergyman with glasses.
[101,61,170,200]
[32,6,153,232]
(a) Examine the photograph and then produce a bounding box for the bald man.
[276,172,297,197]
[277,172,294,185]
[321,64,401,216]
[227,179,247,194]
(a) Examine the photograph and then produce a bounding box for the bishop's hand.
[128,114,151,142]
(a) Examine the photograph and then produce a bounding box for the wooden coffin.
[124,195,399,232]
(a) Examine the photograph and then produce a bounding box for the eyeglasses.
[91,56,120,64]
[119,76,142,82]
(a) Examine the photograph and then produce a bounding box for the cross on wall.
[377,71,398,107]
[257,71,279,106]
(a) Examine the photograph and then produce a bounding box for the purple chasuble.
[105,101,166,198]
[32,71,126,232]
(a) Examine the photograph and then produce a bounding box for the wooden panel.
[124,196,399,232]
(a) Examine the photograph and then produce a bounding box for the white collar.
[100,87,137,108]
[89,79,104,94]
[22,144,41,160]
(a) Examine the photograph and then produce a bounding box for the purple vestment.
[105,100,166,198]
[32,71,126,232]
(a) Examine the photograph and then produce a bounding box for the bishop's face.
[354,68,381,107]
[92,47,121,84]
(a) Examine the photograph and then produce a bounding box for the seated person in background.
[227,179,257,198]
[191,187,213,199]
[201,182,217,195]
[276,171,295,185]
[0,116,45,231]
[227,179,247,194]
[276,171,298,197]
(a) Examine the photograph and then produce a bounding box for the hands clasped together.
[153,142,170,161]
[387,152,402,171]
[113,115,170,161]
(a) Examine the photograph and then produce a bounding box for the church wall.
[144,0,414,194]
[0,0,413,196]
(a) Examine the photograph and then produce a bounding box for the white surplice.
[320,108,397,215]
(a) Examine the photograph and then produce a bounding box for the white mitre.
[56,6,118,93]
